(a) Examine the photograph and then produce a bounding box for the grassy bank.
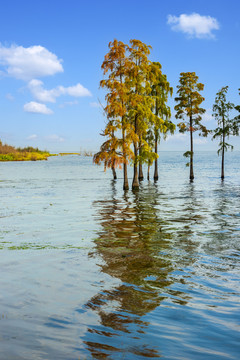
[0,141,52,161]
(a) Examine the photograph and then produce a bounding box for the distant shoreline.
[0,141,53,162]
[59,152,93,157]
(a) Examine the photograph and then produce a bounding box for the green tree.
[212,86,235,180]
[128,39,154,190]
[175,72,207,181]
[150,62,174,181]
[232,88,240,136]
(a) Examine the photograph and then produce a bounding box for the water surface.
[0,152,239,359]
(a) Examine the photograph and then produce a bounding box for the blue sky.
[0,0,239,152]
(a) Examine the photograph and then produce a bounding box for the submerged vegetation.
[94,38,240,187]
[0,141,51,161]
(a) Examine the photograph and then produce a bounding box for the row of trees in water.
[93,39,240,189]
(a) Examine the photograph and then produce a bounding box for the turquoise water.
[0,152,240,359]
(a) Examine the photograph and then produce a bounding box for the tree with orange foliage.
[93,120,120,179]
[95,39,174,190]
[96,39,133,190]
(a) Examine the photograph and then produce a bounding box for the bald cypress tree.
[150,62,174,181]
[232,88,240,136]
[98,39,133,190]
[212,86,235,180]
[175,72,207,181]
[128,39,154,190]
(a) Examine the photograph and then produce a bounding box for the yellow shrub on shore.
[0,141,52,161]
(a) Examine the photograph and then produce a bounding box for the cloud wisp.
[45,134,65,143]
[90,101,102,108]
[28,79,91,103]
[23,101,53,115]
[59,100,79,108]
[6,93,14,101]
[26,133,65,142]
[166,133,188,142]
[167,13,220,39]
[27,134,38,140]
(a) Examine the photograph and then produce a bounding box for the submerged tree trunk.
[190,116,194,182]
[221,118,225,180]
[132,115,139,190]
[154,134,158,181]
[111,130,117,180]
[132,144,139,190]
[221,147,225,180]
[111,164,117,180]
[138,139,144,181]
[139,163,144,181]
[122,127,129,190]
[123,162,129,190]
[147,161,150,180]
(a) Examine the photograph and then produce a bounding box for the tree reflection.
[170,183,206,261]
[206,182,240,254]
[83,181,174,359]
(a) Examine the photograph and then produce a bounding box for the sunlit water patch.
[0,152,240,359]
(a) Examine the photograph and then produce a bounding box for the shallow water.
[0,152,240,359]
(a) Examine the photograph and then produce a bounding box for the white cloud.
[59,100,79,108]
[27,134,37,140]
[0,44,63,80]
[202,108,213,123]
[67,83,91,97]
[23,101,53,115]
[28,79,91,103]
[90,101,101,108]
[45,134,65,142]
[167,13,220,39]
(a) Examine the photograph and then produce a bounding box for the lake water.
[0,152,240,359]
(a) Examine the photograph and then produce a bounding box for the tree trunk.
[122,127,129,190]
[154,134,158,181]
[132,145,139,190]
[132,116,139,190]
[221,118,225,180]
[190,116,194,182]
[123,162,129,190]
[112,165,117,180]
[147,161,150,180]
[111,130,117,180]
[221,146,225,180]
[138,139,144,181]
[119,73,129,190]
[139,163,144,181]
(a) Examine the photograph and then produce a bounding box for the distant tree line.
[94,39,240,189]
